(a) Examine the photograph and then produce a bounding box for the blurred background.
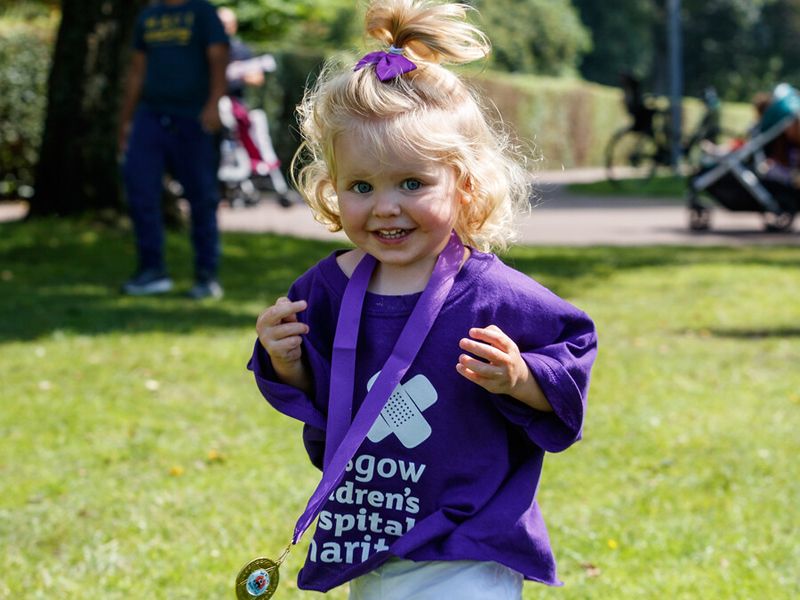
[3,0,800,212]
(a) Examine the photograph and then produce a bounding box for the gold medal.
[235,545,290,599]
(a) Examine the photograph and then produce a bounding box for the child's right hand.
[256,297,311,391]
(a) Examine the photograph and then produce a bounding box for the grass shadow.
[2,217,799,340]
[705,327,800,339]
[502,244,800,299]
[0,218,340,341]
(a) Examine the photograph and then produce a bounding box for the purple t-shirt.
[248,249,597,592]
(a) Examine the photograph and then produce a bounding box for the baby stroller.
[687,83,800,232]
[217,54,293,208]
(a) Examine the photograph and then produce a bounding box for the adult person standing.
[216,6,264,170]
[118,0,229,299]
[217,6,263,99]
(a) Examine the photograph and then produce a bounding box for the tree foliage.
[0,15,53,198]
[571,0,658,87]
[681,0,777,100]
[473,0,590,75]
[574,0,800,101]
[760,0,800,88]
[13,0,800,216]
[226,0,592,75]
[217,0,359,49]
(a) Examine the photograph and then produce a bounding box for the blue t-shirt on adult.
[133,0,228,118]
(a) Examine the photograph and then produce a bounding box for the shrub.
[262,49,325,177]
[0,18,54,198]
[469,72,754,170]
[0,11,753,203]
[476,0,591,76]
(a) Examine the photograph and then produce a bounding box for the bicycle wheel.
[605,128,660,185]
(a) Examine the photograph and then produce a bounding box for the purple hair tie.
[354,44,417,81]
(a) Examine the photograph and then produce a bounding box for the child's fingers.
[466,325,517,353]
[257,298,307,329]
[268,335,304,361]
[256,299,309,358]
[455,361,495,390]
[457,353,502,378]
[257,320,308,353]
[457,325,523,394]
[267,321,308,340]
[457,354,514,397]
[273,297,306,324]
[458,336,506,364]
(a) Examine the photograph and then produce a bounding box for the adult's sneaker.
[121,269,173,296]
[187,278,223,300]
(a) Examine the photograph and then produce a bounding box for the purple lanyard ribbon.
[291,232,464,544]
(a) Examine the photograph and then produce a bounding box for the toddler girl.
[248,1,597,597]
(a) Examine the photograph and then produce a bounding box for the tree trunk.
[29,0,146,217]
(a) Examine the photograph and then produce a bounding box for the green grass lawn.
[1,218,798,599]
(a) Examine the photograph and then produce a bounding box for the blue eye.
[401,179,422,191]
[351,182,372,194]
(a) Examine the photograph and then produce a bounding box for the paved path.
[217,169,799,246]
[3,168,798,246]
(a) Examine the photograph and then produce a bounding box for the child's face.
[333,127,463,282]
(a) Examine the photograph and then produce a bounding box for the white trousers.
[348,559,523,600]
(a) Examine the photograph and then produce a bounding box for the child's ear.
[458,176,474,205]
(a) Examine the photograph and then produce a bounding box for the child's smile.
[333,127,464,293]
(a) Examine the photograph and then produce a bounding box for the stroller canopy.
[758,83,800,133]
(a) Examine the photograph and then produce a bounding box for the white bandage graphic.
[366,372,438,448]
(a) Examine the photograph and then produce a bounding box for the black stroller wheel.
[763,211,795,232]
[689,207,711,231]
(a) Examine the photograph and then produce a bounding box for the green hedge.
[0,20,754,200]
[0,19,53,198]
[469,71,754,170]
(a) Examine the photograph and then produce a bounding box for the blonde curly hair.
[292,0,532,252]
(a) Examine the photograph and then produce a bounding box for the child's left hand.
[457,325,553,412]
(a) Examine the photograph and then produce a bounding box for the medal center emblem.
[245,568,270,596]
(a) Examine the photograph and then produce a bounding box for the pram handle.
[226,54,277,80]
[690,114,799,215]
[692,114,797,190]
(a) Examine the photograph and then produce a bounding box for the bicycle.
[605,77,734,186]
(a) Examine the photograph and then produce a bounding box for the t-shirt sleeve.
[132,12,146,51]
[247,340,325,430]
[246,269,337,470]
[198,2,229,47]
[490,280,598,453]
[518,307,596,452]
[247,339,329,469]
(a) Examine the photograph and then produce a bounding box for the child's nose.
[372,191,402,217]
